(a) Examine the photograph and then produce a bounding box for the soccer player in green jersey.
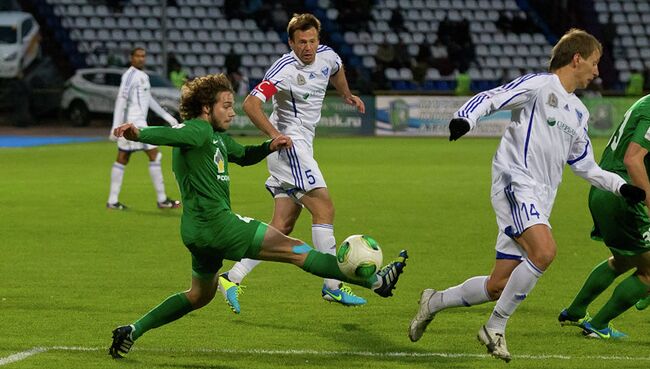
[559,94,650,339]
[108,74,408,359]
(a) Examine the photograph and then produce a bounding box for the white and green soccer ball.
[336,235,383,280]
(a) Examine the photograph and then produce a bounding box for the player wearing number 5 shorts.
[216,13,368,312]
[407,29,646,362]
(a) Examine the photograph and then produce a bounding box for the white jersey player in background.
[408,29,646,362]
[107,47,181,210]
[217,13,367,312]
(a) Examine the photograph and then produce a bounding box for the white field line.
[2,346,650,366]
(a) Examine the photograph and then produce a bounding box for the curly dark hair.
[179,74,234,120]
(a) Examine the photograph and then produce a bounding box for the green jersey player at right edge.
[108,74,408,359]
[559,95,650,339]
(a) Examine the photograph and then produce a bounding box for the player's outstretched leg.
[408,289,440,342]
[477,325,511,363]
[109,325,135,358]
[373,250,408,297]
[322,283,367,306]
[218,273,243,314]
[557,308,590,328]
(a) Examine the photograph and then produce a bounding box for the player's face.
[575,50,600,89]
[289,27,319,65]
[131,50,146,70]
[208,91,235,132]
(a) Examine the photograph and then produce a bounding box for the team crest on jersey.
[309,72,316,79]
[214,148,225,174]
[297,74,306,85]
[321,67,329,77]
[546,93,558,108]
[575,109,583,123]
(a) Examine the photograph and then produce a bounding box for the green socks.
[132,292,193,340]
[302,250,377,288]
[590,274,649,330]
[566,259,619,319]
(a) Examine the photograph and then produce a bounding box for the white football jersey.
[454,73,625,211]
[249,44,342,143]
[111,66,177,131]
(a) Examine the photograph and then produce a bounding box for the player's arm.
[113,122,208,147]
[623,141,650,207]
[449,74,542,140]
[148,96,179,127]
[110,83,128,140]
[329,64,365,113]
[568,127,643,202]
[225,135,291,166]
[244,81,282,139]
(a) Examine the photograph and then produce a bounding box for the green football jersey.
[138,118,272,237]
[600,94,650,180]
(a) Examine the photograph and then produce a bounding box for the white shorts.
[492,183,551,259]
[265,140,326,201]
[117,137,157,152]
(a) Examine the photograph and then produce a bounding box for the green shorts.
[589,187,650,256]
[183,211,268,279]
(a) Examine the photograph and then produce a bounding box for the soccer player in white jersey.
[217,13,367,311]
[407,29,646,362]
[107,47,181,210]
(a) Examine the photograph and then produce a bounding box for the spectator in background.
[626,70,644,96]
[412,42,432,89]
[389,7,407,33]
[226,69,249,96]
[454,67,471,96]
[370,66,390,91]
[375,41,396,70]
[393,39,412,69]
[169,63,188,89]
[11,72,33,127]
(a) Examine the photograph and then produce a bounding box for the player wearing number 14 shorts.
[217,13,368,312]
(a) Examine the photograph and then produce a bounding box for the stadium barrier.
[225,94,631,138]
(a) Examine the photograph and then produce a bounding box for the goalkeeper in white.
[408,29,646,362]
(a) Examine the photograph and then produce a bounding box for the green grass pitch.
[1,136,649,368]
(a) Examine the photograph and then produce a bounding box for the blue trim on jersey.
[289,88,298,117]
[123,69,136,98]
[265,55,295,78]
[496,251,523,260]
[567,140,590,165]
[498,91,527,109]
[265,56,297,80]
[523,99,537,168]
[332,61,341,75]
[317,45,333,53]
[503,73,542,90]
[459,93,488,118]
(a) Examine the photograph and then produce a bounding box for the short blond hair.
[287,13,321,41]
[549,28,602,71]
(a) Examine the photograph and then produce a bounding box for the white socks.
[148,160,167,203]
[312,224,338,289]
[486,259,543,332]
[108,162,125,204]
[227,259,261,284]
[433,276,490,313]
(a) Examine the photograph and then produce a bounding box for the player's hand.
[620,183,646,203]
[270,135,292,151]
[344,95,365,114]
[449,118,470,141]
[113,123,140,141]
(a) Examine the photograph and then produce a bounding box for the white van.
[0,11,40,78]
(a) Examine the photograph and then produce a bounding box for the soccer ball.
[336,235,383,280]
